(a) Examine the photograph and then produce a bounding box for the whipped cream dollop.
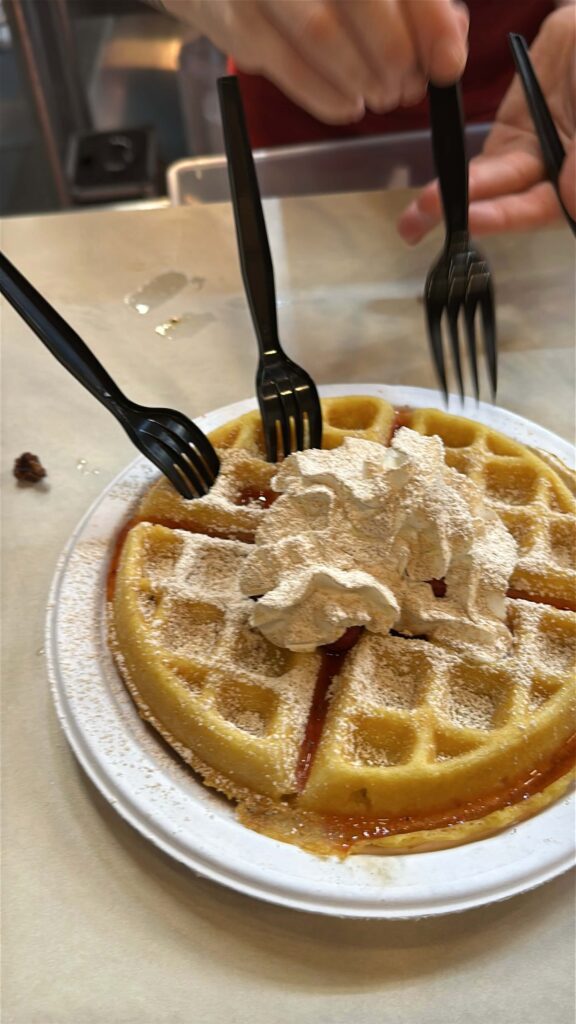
[239,429,517,654]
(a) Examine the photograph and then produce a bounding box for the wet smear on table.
[154,311,215,340]
[125,272,205,315]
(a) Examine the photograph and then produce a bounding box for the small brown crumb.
[13,452,47,484]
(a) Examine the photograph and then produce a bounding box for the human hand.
[163,0,468,123]
[398,5,576,242]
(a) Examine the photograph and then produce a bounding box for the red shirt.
[233,0,555,147]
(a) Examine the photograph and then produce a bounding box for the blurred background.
[0,0,489,217]
[0,0,226,215]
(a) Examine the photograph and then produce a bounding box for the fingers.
[397,149,545,243]
[403,0,469,84]
[467,182,563,235]
[398,178,562,243]
[334,0,421,111]
[256,39,365,123]
[397,189,443,244]
[398,183,563,243]
[559,138,576,219]
[180,0,469,123]
[263,1,372,105]
[335,1,466,109]
[183,0,363,122]
[253,0,468,118]
[227,3,367,123]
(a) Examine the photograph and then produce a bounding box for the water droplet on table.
[76,458,100,476]
[125,272,204,315]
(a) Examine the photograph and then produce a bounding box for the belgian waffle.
[109,397,576,855]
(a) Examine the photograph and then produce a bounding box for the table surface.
[2,190,575,1024]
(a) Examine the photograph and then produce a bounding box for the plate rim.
[46,384,576,918]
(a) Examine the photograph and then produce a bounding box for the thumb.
[559,137,576,219]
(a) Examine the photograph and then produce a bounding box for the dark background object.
[68,126,159,203]
[0,0,197,215]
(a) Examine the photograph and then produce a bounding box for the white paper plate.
[46,385,576,918]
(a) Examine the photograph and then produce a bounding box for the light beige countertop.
[1,191,575,1024]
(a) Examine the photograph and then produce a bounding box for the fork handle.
[218,76,281,360]
[428,83,469,237]
[509,34,576,237]
[0,253,129,412]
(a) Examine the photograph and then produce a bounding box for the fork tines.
[140,411,220,500]
[425,83,498,402]
[425,247,497,403]
[259,364,323,462]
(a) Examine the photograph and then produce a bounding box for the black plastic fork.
[425,83,497,401]
[218,76,322,462]
[0,253,219,499]
[509,33,576,236]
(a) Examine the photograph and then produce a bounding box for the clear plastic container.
[167,124,490,205]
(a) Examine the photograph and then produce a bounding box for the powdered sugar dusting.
[119,523,320,752]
